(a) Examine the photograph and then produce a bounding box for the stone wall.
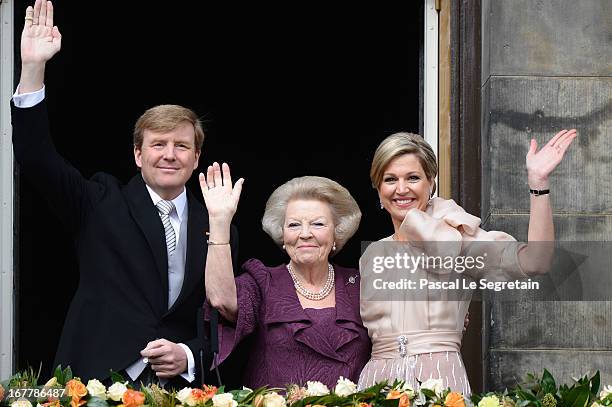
[481,0,612,390]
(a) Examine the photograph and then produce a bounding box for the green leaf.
[54,365,65,385]
[590,371,601,397]
[379,398,401,407]
[516,389,538,402]
[87,397,111,407]
[64,366,73,382]
[110,370,126,384]
[420,389,437,399]
[564,386,590,407]
[569,389,590,407]
[541,370,557,394]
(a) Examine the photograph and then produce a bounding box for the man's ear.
[134,145,143,168]
[193,150,201,170]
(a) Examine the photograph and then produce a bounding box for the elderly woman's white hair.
[262,176,361,254]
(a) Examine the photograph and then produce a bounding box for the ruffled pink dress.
[357,198,527,395]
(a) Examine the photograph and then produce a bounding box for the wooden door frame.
[441,0,485,393]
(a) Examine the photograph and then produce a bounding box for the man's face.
[134,122,200,200]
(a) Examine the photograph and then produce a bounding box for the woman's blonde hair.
[262,176,361,254]
[370,132,438,194]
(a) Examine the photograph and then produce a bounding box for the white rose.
[86,379,107,399]
[212,393,238,407]
[420,378,444,396]
[107,381,128,402]
[600,385,612,399]
[263,392,286,407]
[334,377,357,397]
[305,381,329,397]
[400,383,414,400]
[177,388,197,407]
[11,400,33,407]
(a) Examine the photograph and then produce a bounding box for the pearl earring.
[380,200,384,209]
[332,242,337,251]
[282,244,286,250]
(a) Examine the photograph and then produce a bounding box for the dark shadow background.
[13,1,423,384]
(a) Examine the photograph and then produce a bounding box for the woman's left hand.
[526,129,577,188]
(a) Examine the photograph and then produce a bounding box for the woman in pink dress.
[358,130,576,395]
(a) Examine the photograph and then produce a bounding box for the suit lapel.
[124,175,169,307]
[165,190,208,315]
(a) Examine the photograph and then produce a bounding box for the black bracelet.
[529,188,550,196]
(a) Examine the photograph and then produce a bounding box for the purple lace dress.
[212,259,371,389]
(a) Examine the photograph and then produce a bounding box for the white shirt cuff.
[178,343,196,383]
[12,85,45,108]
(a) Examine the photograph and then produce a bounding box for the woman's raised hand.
[526,129,577,189]
[199,162,244,221]
[21,0,62,65]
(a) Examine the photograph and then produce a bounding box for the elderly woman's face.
[378,153,432,229]
[283,199,336,268]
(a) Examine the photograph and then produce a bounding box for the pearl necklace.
[287,262,335,301]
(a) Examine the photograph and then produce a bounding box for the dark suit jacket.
[11,99,237,385]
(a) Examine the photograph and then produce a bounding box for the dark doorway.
[13,2,423,381]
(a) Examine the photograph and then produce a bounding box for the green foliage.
[9,365,41,388]
[86,396,110,407]
[0,365,608,407]
[53,365,73,386]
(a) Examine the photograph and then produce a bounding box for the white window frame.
[0,0,15,379]
[424,0,439,191]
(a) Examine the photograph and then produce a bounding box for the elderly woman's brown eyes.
[287,222,300,228]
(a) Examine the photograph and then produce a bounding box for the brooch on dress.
[345,274,359,285]
[398,335,408,357]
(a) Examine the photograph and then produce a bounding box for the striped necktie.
[156,200,176,254]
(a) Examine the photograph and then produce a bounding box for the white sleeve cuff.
[178,343,196,383]
[12,85,45,108]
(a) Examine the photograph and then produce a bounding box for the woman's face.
[283,199,336,268]
[377,153,432,230]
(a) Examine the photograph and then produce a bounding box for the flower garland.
[0,367,608,407]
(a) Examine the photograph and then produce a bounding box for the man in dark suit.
[11,0,236,387]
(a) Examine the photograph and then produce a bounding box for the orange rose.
[0,384,4,402]
[65,379,87,407]
[42,400,61,407]
[66,379,87,399]
[122,389,146,407]
[445,393,466,407]
[203,385,218,401]
[387,390,410,407]
[358,403,372,407]
[192,388,214,405]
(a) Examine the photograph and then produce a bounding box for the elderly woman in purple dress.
[199,164,371,389]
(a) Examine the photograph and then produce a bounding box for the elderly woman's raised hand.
[199,162,244,222]
[526,129,577,189]
[21,0,62,65]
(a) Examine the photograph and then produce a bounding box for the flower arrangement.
[0,366,608,407]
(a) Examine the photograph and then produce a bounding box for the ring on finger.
[24,16,33,21]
